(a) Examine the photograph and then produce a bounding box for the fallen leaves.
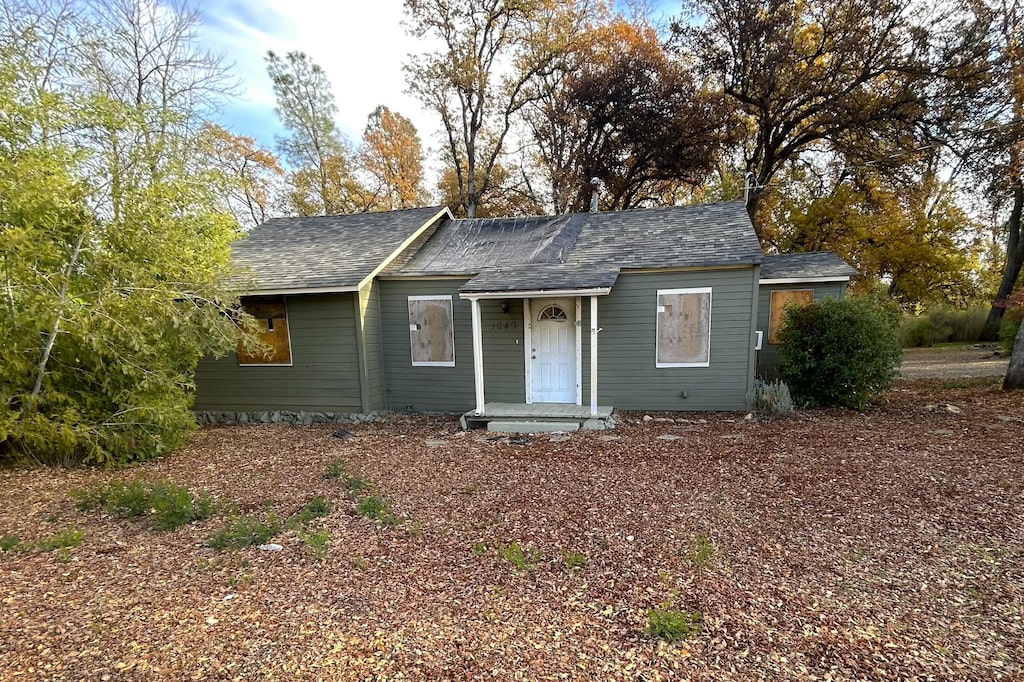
[0,380,1021,680]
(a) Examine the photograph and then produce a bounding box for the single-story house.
[193,202,857,427]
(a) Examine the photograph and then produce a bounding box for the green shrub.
[899,315,941,347]
[899,306,989,347]
[1,534,20,552]
[73,479,212,531]
[646,609,703,641]
[206,514,282,550]
[999,309,1022,354]
[749,379,794,417]
[779,297,902,410]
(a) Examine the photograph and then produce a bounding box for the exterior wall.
[357,283,387,412]
[193,293,363,412]
[379,279,525,412]
[755,281,848,380]
[591,269,758,411]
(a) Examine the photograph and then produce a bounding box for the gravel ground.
[1,381,1022,681]
[900,345,1009,379]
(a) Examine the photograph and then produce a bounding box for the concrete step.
[487,420,581,434]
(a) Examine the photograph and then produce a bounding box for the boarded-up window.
[769,289,814,344]
[238,296,292,365]
[409,295,455,367]
[656,288,712,367]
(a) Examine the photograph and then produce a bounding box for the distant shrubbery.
[899,306,989,347]
[779,297,902,410]
[1000,308,1022,354]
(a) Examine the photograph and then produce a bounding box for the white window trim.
[238,298,294,367]
[655,287,712,368]
[408,294,456,367]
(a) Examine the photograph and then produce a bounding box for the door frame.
[523,296,582,405]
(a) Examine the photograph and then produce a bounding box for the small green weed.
[290,497,331,527]
[325,459,347,480]
[36,527,85,552]
[206,514,282,550]
[498,541,541,571]
[646,608,703,641]
[301,529,331,561]
[73,479,212,531]
[149,481,214,530]
[355,494,398,527]
[1,534,21,552]
[344,474,370,498]
[688,533,715,569]
[561,550,589,569]
[471,540,489,556]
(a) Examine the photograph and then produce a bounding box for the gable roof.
[760,252,858,282]
[397,201,762,294]
[232,207,448,294]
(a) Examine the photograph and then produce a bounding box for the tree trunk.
[745,185,767,245]
[981,181,1024,341]
[1004,316,1024,390]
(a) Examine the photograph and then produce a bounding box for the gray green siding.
[755,281,848,380]
[193,293,362,412]
[379,269,758,413]
[380,279,526,412]
[592,269,757,411]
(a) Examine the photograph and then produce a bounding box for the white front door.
[531,299,576,403]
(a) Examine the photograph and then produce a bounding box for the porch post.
[590,295,598,416]
[470,297,486,414]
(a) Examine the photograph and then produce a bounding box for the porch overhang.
[457,264,619,300]
[459,287,611,300]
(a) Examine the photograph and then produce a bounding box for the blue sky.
[197,0,682,160]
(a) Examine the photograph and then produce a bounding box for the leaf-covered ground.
[2,380,1022,680]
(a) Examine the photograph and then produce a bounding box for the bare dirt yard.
[1,380,1022,681]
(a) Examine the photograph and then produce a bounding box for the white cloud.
[198,0,441,156]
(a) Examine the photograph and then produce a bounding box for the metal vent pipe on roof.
[589,177,601,213]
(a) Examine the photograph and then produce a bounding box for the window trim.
[238,297,294,367]
[408,294,456,367]
[655,287,712,368]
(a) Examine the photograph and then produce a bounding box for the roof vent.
[589,177,601,213]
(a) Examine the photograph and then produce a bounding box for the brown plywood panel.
[657,291,711,365]
[768,289,813,344]
[409,297,455,365]
[238,297,292,365]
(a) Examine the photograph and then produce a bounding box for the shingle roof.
[460,264,621,293]
[760,252,858,280]
[397,201,762,294]
[232,207,447,292]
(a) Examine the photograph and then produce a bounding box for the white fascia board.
[460,287,612,300]
[358,206,454,290]
[759,276,851,285]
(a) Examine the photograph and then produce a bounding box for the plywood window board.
[238,296,292,366]
[768,289,814,344]
[656,288,712,367]
[409,295,455,367]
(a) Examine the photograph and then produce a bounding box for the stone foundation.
[194,410,378,426]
